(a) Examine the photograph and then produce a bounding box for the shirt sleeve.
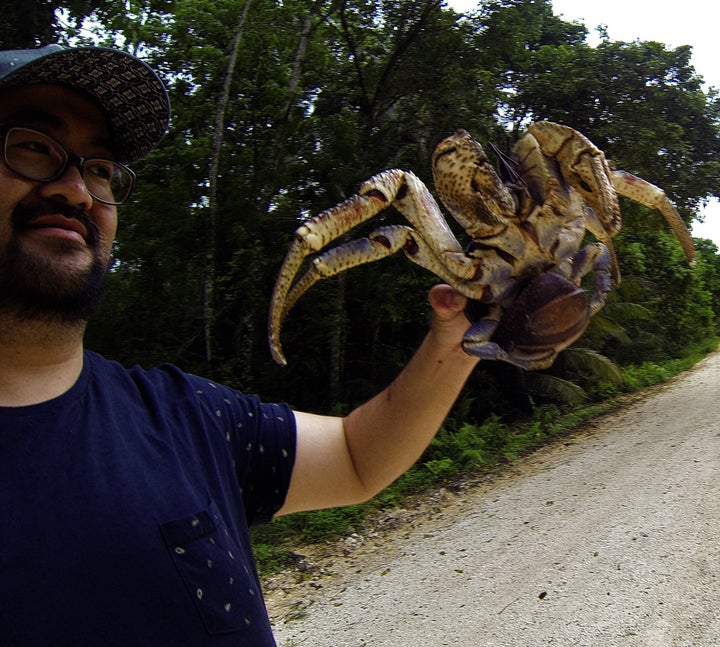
[226,392,297,525]
[130,362,298,527]
[187,378,297,526]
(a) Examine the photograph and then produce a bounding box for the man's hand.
[427,284,476,360]
[278,284,479,516]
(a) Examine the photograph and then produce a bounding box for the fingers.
[426,285,478,360]
[428,284,468,320]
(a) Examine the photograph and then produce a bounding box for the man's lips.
[22,215,89,243]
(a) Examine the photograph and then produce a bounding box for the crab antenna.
[489,141,526,186]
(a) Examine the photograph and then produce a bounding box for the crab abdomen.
[492,272,590,355]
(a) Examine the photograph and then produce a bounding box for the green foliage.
[425,416,507,470]
[0,0,125,48]
[11,0,720,585]
[621,362,672,390]
[562,348,623,383]
[250,541,295,575]
[16,0,720,413]
[522,372,588,405]
[251,344,716,575]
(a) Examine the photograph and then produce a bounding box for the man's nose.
[37,164,93,211]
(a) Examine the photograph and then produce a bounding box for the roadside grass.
[251,339,718,576]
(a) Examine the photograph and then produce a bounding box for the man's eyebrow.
[3,107,115,154]
[4,108,67,131]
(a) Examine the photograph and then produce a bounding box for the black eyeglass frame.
[0,124,136,205]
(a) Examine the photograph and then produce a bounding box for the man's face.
[0,84,118,323]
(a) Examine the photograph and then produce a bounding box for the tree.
[48,0,720,418]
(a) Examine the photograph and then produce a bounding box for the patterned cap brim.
[0,46,170,163]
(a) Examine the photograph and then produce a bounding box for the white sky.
[448,0,720,246]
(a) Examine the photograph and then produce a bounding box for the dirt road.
[269,352,720,646]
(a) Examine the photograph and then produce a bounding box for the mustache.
[11,200,100,245]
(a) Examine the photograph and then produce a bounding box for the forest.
[6,0,720,425]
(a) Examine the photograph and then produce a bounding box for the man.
[0,45,479,644]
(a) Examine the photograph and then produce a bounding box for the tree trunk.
[203,0,253,370]
[329,273,347,407]
[260,5,322,211]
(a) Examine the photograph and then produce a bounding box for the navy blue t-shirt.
[0,351,296,645]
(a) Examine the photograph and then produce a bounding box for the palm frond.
[585,314,632,344]
[601,302,653,320]
[523,372,587,405]
[561,347,623,384]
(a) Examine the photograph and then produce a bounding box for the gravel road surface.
[269,352,720,646]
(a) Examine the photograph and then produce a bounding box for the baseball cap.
[0,44,170,163]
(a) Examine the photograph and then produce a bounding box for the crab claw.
[524,122,622,237]
[432,130,527,260]
[526,121,695,271]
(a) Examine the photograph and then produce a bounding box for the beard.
[0,200,109,324]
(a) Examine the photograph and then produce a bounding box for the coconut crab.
[268,122,696,370]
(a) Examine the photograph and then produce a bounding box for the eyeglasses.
[0,125,135,205]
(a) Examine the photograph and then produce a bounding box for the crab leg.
[461,304,504,350]
[580,206,621,284]
[526,122,696,270]
[611,169,696,267]
[570,242,612,315]
[281,226,488,312]
[269,169,484,365]
[268,170,410,364]
[268,223,514,365]
[463,337,558,372]
[524,122,622,236]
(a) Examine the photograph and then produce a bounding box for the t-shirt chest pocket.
[159,501,264,635]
